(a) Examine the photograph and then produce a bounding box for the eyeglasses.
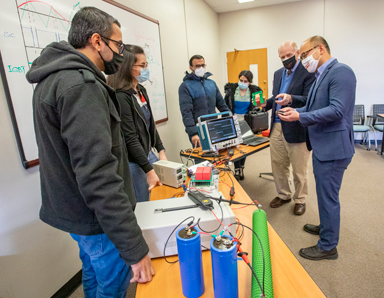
[300,45,319,60]
[194,64,207,68]
[134,62,149,69]
[100,35,125,54]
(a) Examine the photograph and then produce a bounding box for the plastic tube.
[251,209,273,298]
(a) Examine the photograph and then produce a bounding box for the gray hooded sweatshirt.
[26,41,148,265]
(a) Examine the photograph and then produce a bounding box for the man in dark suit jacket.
[280,36,356,261]
[262,41,315,216]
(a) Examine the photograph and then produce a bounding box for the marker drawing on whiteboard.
[4,32,16,38]
[8,65,26,74]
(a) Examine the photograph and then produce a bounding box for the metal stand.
[259,172,273,178]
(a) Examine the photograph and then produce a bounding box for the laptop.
[239,120,269,146]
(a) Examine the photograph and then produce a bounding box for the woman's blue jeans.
[129,150,159,202]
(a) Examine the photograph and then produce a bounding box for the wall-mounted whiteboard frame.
[0,0,168,169]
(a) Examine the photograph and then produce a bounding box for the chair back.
[353,104,365,125]
[372,104,384,125]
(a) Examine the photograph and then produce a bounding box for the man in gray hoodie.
[26,7,154,297]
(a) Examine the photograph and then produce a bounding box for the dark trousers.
[234,157,246,169]
[312,154,352,251]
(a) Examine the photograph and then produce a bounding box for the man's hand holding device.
[278,107,300,122]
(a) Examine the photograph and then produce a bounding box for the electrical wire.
[231,199,260,210]
[230,222,266,296]
[163,216,195,264]
[172,191,186,198]
[204,195,258,207]
[197,200,224,233]
[179,149,199,167]
[247,262,264,297]
[210,209,224,227]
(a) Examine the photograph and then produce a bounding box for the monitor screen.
[207,117,237,145]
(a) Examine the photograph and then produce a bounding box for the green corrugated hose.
[251,209,273,298]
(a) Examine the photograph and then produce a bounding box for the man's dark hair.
[107,45,145,91]
[68,7,121,49]
[189,55,204,66]
[310,35,331,55]
[238,70,253,83]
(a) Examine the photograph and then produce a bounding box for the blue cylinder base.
[210,236,238,298]
[176,227,205,298]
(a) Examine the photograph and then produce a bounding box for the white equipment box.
[134,191,236,258]
[152,160,186,188]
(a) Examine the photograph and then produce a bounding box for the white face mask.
[301,48,321,73]
[194,67,206,77]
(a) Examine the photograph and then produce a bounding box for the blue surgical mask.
[238,81,248,90]
[136,68,150,83]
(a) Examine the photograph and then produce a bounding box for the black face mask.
[98,43,124,75]
[282,55,297,70]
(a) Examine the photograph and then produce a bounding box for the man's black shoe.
[303,224,320,235]
[299,245,338,261]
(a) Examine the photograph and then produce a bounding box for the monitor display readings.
[207,117,237,145]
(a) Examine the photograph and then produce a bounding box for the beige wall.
[219,0,324,98]
[219,0,384,121]
[0,0,221,297]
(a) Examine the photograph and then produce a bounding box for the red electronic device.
[262,129,270,137]
[195,167,212,181]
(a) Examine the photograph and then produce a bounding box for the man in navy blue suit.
[262,41,315,216]
[280,36,356,260]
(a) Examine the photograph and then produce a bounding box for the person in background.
[179,54,230,148]
[26,7,154,297]
[224,70,262,180]
[259,40,315,215]
[107,45,167,202]
[280,35,356,260]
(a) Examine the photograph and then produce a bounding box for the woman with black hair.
[107,45,167,202]
[224,70,262,180]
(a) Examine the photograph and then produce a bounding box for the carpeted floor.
[70,144,384,298]
[239,144,384,298]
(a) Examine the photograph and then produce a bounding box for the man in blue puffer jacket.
[179,55,230,147]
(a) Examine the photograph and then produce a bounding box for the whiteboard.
[0,0,168,168]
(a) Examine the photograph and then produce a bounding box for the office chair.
[352,105,370,150]
[367,104,384,151]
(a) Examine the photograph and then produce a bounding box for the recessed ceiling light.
[238,0,254,3]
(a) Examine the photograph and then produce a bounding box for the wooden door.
[226,48,268,97]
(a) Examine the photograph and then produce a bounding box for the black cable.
[247,262,264,296]
[226,225,263,295]
[197,200,223,233]
[229,221,266,296]
[205,195,257,207]
[238,221,245,240]
[201,245,209,250]
[226,168,234,188]
[163,216,195,264]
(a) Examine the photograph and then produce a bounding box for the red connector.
[237,243,250,264]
